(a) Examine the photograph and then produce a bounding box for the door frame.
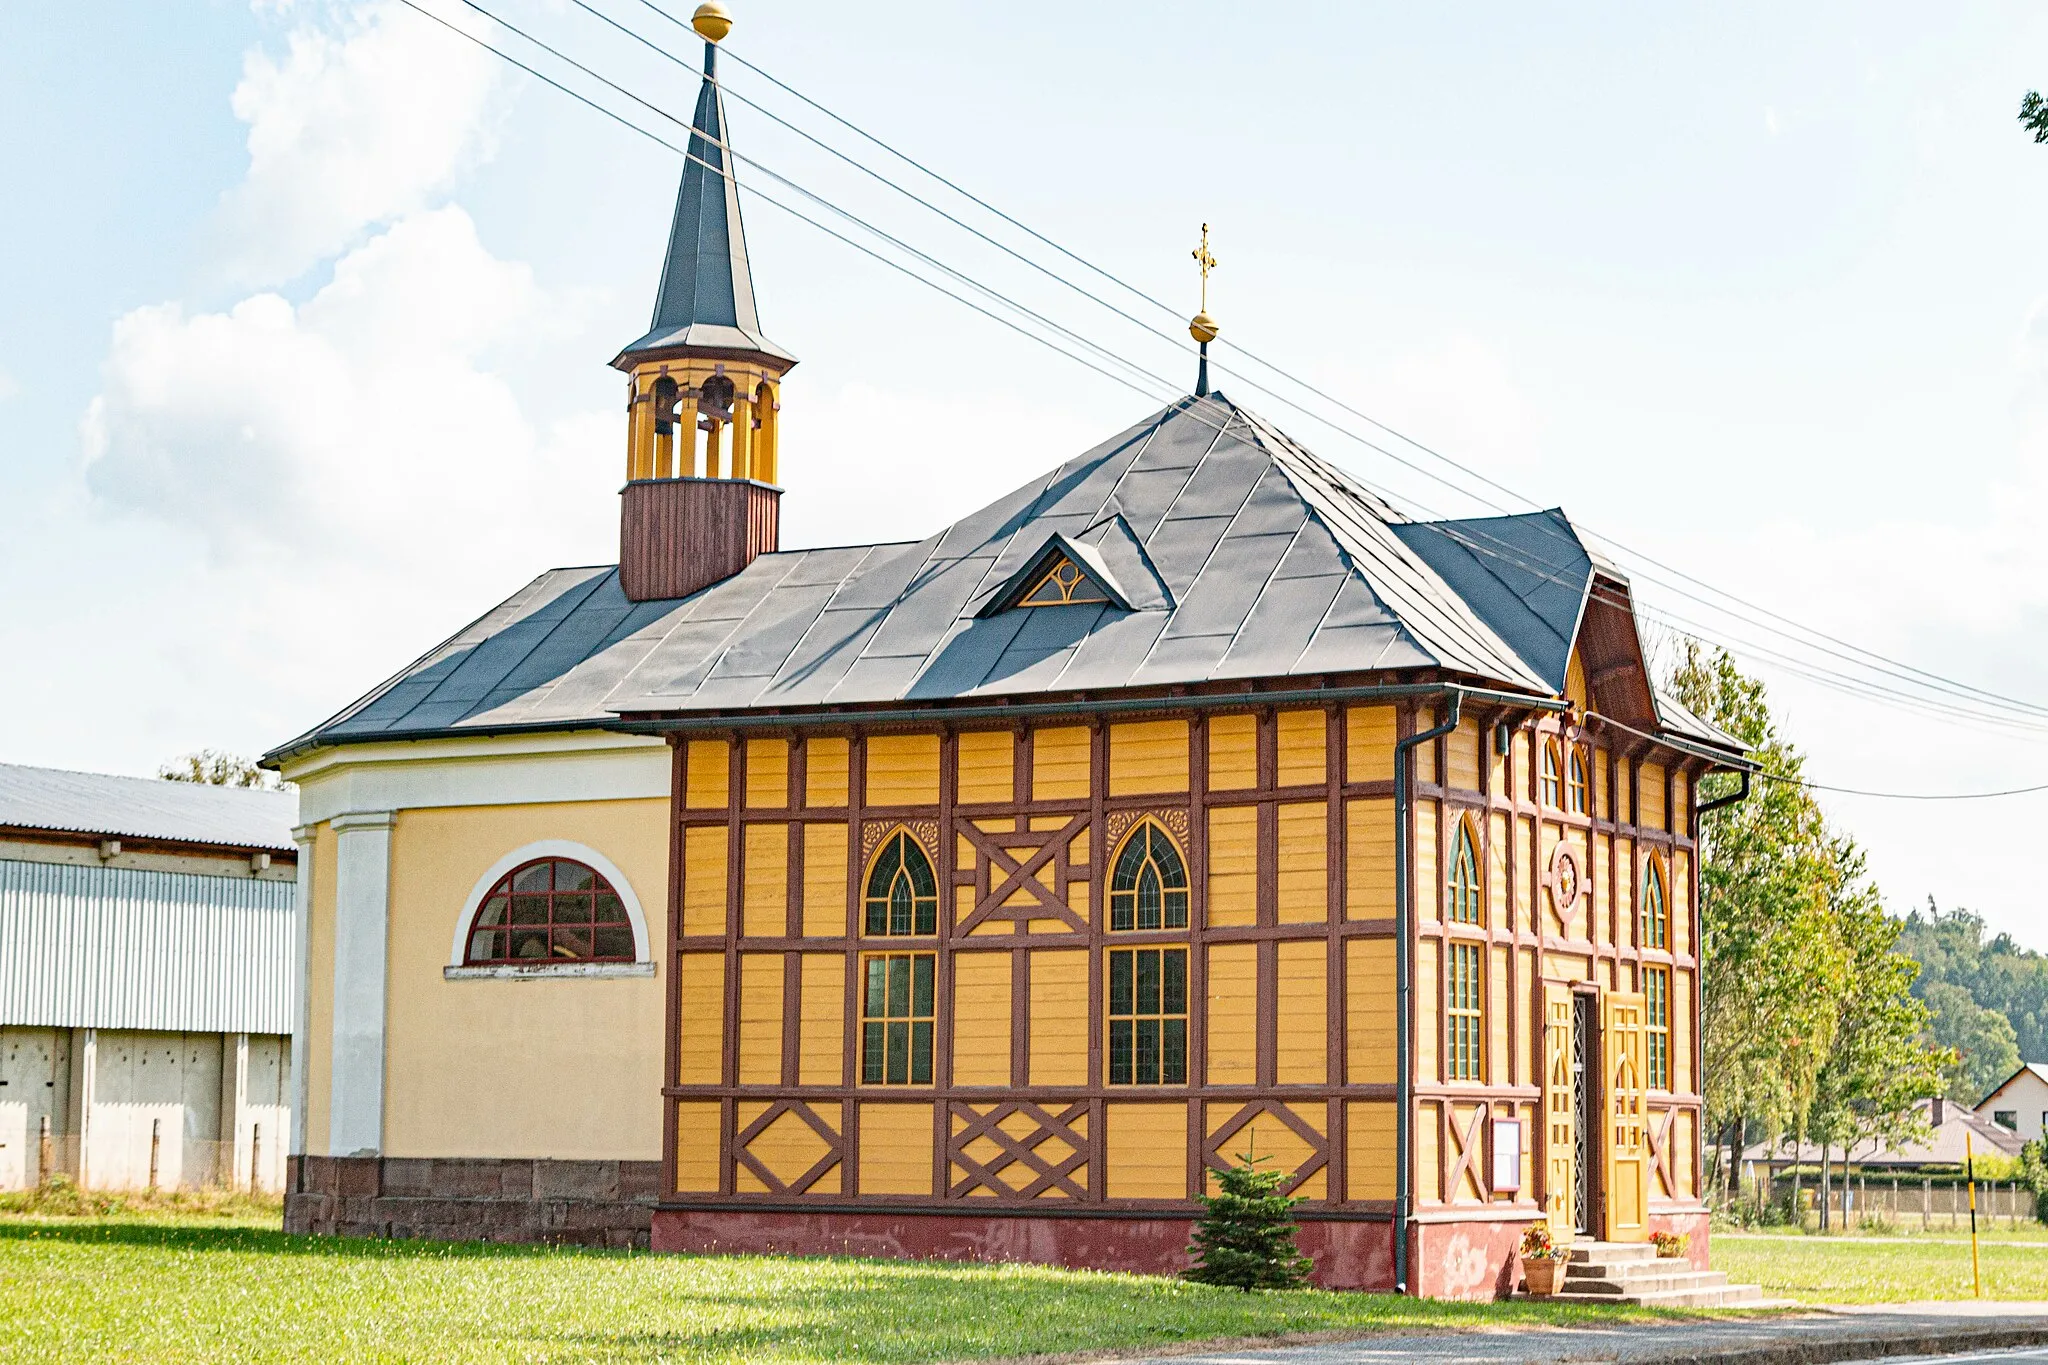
[1571,985,1602,1236]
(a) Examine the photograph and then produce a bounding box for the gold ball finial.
[692,2,732,42]
[1189,311,1220,344]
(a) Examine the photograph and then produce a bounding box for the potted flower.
[1651,1231,1689,1260]
[1519,1222,1565,1297]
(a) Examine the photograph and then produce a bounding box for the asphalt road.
[1111,1305,2048,1365]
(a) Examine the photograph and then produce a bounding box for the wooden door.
[1542,983,1576,1244]
[1603,990,1651,1242]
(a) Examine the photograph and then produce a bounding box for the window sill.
[443,962,655,981]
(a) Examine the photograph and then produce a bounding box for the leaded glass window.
[1447,942,1484,1081]
[1566,746,1590,815]
[1447,820,1482,925]
[861,952,934,1085]
[1646,966,1671,1091]
[1108,947,1188,1085]
[463,858,634,965]
[1109,822,1189,932]
[1641,858,1668,950]
[864,830,938,936]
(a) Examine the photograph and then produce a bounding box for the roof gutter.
[1695,766,1751,817]
[612,681,1572,734]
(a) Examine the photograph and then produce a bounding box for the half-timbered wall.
[663,695,1705,1228]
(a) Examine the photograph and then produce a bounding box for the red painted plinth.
[1409,1212,1717,1299]
[651,1208,1396,1290]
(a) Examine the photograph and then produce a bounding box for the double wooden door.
[1543,984,1650,1243]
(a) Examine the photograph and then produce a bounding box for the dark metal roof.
[615,51,794,366]
[1390,510,1590,695]
[270,394,1743,761]
[0,763,298,852]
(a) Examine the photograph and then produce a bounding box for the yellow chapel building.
[269,8,1750,1299]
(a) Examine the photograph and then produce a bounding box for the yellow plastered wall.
[1207,714,1257,791]
[806,738,849,806]
[1345,799,1394,920]
[1416,1100,1442,1201]
[1109,720,1189,795]
[956,731,1014,804]
[1346,706,1395,782]
[867,734,940,807]
[1415,802,1438,922]
[742,824,788,938]
[1488,944,1510,1086]
[737,953,783,1085]
[683,826,728,937]
[1031,726,1091,801]
[798,954,843,1086]
[1347,1101,1396,1199]
[1028,950,1088,1085]
[1275,941,1327,1084]
[859,1103,933,1195]
[303,821,336,1156]
[745,739,788,808]
[951,952,1011,1086]
[1206,805,1257,927]
[686,740,729,809]
[1107,1103,1188,1198]
[382,798,670,1159]
[1345,938,1396,1085]
[1206,943,1257,1085]
[1276,709,1326,787]
[1276,802,1327,923]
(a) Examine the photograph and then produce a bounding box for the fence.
[1731,1172,2038,1229]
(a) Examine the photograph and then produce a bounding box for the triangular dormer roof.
[977,534,1134,616]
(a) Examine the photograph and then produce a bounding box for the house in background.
[1744,1096,2025,1172]
[1979,1063,2048,1144]
[0,763,297,1193]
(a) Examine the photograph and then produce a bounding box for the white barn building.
[0,764,297,1192]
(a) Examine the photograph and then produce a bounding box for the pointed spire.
[614,2,794,367]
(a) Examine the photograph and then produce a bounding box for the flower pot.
[1523,1256,1563,1297]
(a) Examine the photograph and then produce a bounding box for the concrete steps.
[1528,1240,1767,1307]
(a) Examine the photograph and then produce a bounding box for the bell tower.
[613,1,797,602]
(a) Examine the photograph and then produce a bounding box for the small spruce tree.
[1184,1132,1313,1290]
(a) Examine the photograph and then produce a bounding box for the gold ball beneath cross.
[693,2,732,42]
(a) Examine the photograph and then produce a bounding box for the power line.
[407,1,2048,790]
[614,0,2048,728]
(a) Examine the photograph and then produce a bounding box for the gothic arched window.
[864,830,938,936]
[1109,821,1188,931]
[1566,746,1590,815]
[463,858,634,965]
[1641,856,1669,950]
[1540,738,1563,807]
[1447,818,1483,925]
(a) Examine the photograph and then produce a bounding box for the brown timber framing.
[648,678,1737,1232]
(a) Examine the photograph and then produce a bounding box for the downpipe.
[1392,689,1463,1295]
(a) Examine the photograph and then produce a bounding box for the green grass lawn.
[0,1216,1692,1364]
[1713,1231,2048,1304]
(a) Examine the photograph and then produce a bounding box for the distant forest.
[1897,902,2046,1102]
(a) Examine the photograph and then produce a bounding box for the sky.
[4,1,2048,949]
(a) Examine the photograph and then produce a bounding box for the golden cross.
[1191,223,1217,311]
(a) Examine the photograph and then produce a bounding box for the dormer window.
[1018,556,1111,607]
[977,532,1133,617]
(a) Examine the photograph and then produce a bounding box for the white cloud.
[0,368,17,402]
[84,206,611,574]
[216,0,499,285]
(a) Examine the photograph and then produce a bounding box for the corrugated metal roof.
[0,858,295,1033]
[272,394,1744,759]
[0,764,297,852]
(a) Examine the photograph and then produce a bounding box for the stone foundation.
[286,1156,661,1249]
[652,1206,1397,1289]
